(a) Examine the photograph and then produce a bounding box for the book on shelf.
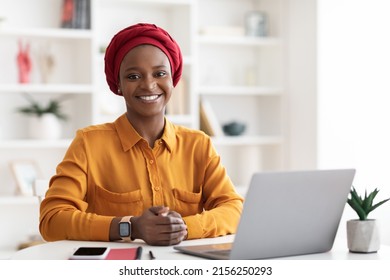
[199,97,224,137]
[61,0,91,29]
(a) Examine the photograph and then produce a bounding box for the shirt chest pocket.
[93,185,144,216]
[172,188,203,217]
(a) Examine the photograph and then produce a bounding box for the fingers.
[166,210,183,219]
[149,207,184,219]
[149,206,169,216]
[154,230,187,246]
[149,207,184,225]
[149,224,187,246]
[156,215,185,226]
[159,223,187,234]
[136,206,187,246]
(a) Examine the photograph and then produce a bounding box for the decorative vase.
[222,121,246,136]
[28,113,62,140]
[347,219,380,253]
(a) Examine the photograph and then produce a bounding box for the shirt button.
[154,186,160,191]
[149,159,154,164]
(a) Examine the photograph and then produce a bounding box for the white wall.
[285,0,318,170]
[318,0,390,245]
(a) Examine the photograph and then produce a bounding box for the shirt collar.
[160,118,175,153]
[114,114,176,153]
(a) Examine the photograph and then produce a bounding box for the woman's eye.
[155,71,166,78]
[127,74,140,80]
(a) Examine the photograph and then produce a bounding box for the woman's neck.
[126,113,165,148]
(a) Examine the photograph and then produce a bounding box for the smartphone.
[70,247,110,260]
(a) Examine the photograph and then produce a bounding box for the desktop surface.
[10,235,390,260]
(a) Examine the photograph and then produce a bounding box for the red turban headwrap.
[104,23,183,95]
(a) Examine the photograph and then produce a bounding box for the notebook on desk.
[174,169,356,260]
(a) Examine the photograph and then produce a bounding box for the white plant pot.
[347,219,380,253]
[29,113,62,140]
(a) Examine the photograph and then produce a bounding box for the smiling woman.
[118,44,174,136]
[39,23,244,247]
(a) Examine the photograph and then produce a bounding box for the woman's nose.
[140,75,156,90]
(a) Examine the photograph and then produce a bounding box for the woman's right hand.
[131,206,187,246]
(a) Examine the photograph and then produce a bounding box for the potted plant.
[347,186,390,253]
[17,93,68,140]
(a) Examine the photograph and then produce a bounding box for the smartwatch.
[119,216,132,241]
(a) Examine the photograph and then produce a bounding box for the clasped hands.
[131,206,188,246]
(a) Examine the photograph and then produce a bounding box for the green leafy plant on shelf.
[347,187,390,220]
[17,93,68,120]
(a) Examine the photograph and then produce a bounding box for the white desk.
[10,235,390,260]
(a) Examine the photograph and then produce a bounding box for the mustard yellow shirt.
[40,114,243,242]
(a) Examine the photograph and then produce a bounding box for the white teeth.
[139,95,159,101]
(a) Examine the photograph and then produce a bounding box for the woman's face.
[118,45,173,120]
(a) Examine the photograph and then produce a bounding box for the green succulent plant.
[347,187,390,220]
[17,93,68,120]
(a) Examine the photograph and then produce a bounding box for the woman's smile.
[137,94,162,102]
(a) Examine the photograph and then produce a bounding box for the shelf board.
[0,196,38,205]
[0,84,93,94]
[199,86,283,96]
[0,27,93,40]
[211,135,283,146]
[0,139,72,149]
[96,53,193,65]
[198,35,281,46]
[113,0,192,6]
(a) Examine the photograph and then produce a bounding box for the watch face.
[119,222,130,237]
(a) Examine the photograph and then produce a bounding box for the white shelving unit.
[0,0,197,257]
[0,0,288,192]
[0,1,93,199]
[0,27,93,39]
[197,0,286,187]
[0,0,293,257]
[0,0,197,192]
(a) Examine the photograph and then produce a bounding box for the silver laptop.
[174,169,356,259]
